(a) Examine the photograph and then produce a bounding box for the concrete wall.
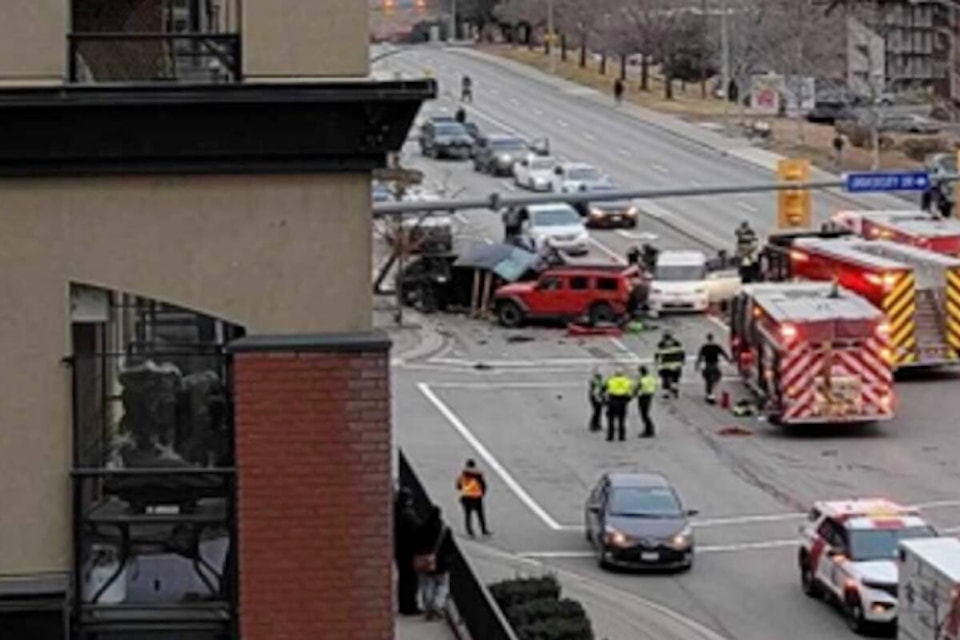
[243,0,369,78]
[0,173,372,576]
[0,0,67,83]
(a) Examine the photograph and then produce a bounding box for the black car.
[580,186,638,228]
[419,121,474,159]
[585,472,696,570]
[473,134,528,175]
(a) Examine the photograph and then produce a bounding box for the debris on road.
[717,426,754,437]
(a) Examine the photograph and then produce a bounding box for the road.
[377,46,960,640]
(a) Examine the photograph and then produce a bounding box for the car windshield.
[608,487,682,518]
[492,138,526,151]
[435,123,467,136]
[568,168,602,181]
[531,159,556,170]
[655,264,706,281]
[848,526,937,561]
[532,208,580,226]
[934,155,957,173]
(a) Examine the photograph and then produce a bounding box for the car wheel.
[800,561,821,599]
[845,596,867,635]
[497,301,525,328]
[589,302,617,326]
[627,219,638,229]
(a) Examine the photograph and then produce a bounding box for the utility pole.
[547,0,556,73]
[720,0,731,133]
[451,0,457,41]
[701,0,709,99]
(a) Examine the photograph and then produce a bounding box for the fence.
[398,449,519,640]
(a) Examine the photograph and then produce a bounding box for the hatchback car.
[419,121,474,159]
[473,134,528,175]
[585,472,696,570]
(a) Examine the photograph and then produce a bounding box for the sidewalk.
[396,614,460,640]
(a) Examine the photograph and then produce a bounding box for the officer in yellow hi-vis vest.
[636,366,659,437]
[604,367,635,442]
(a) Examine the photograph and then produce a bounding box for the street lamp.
[547,0,555,73]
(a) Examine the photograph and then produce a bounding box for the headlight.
[589,207,604,218]
[497,154,511,163]
[605,527,630,547]
[625,206,638,217]
[670,526,693,548]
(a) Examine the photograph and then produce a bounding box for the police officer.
[735,221,758,259]
[695,333,730,403]
[456,459,490,536]
[655,331,685,398]
[502,206,524,244]
[604,367,635,442]
[588,370,605,432]
[636,365,658,437]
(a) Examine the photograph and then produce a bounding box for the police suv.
[798,499,937,633]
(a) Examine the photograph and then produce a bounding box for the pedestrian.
[636,365,658,437]
[626,245,641,266]
[456,459,490,536]
[695,333,730,403]
[502,206,524,245]
[394,487,423,615]
[588,370,605,432]
[735,221,758,260]
[604,366,635,442]
[413,505,454,621]
[613,78,625,106]
[654,330,685,398]
[832,133,845,169]
[460,75,473,103]
[455,106,466,124]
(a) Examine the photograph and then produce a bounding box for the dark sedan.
[474,134,528,175]
[585,472,696,570]
[419,121,474,159]
[581,187,638,228]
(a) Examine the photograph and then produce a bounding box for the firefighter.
[695,333,730,403]
[588,370,605,432]
[655,331,685,398]
[636,365,658,437]
[460,75,473,103]
[735,221,758,259]
[604,367,635,442]
[456,459,490,536]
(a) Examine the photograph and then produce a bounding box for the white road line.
[618,148,632,157]
[519,539,797,557]
[557,119,570,128]
[502,182,517,192]
[427,354,706,369]
[583,132,597,142]
[425,376,741,389]
[707,315,730,332]
[651,162,669,174]
[533,108,544,116]
[509,97,519,105]
[736,200,758,212]
[454,212,468,224]
[588,237,627,264]
[689,179,702,187]
[490,87,500,95]
[615,230,658,241]
[417,382,563,531]
[610,337,641,361]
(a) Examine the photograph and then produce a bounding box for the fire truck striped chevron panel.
[948,268,960,356]
[882,272,916,366]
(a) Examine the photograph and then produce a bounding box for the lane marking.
[584,132,597,142]
[615,230,658,241]
[557,119,570,128]
[588,237,627,264]
[509,97,519,106]
[689,179,702,187]
[423,376,742,389]
[707,315,730,332]
[518,539,797,557]
[736,200,758,212]
[427,354,712,369]
[417,382,563,531]
[651,162,669,174]
[610,337,641,362]
[618,148,632,157]
[533,108,544,116]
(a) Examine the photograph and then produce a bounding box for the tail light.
[780,323,798,342]
[790,250,808,262]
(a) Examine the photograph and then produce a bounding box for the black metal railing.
[398,450,518,640]
[71,350,237,639]
[68,33,241,83]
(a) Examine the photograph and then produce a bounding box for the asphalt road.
[377,46,960,640]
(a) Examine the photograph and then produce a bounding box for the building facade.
[0,1,432,638]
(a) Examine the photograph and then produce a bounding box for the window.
[808,507,822,523]
[597,278,618,291]
[570,277,589,291]
[539,277,563,291]
[608,487,683,517]
[848,525,937,561]
[816,518,846,550]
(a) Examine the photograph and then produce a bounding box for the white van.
[648,250,711,314]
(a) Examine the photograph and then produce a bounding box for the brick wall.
[230,333,392,640]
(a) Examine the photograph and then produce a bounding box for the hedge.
[488,576,593,640]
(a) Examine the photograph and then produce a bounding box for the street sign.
[844,171,931,193]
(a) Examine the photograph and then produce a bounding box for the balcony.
[71,349,236,639]
[69,0,241,83]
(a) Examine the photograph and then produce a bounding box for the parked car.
[473,134,528,175]
[881,113,941,134]
[493,265,637,327]
[585,472,696,571]
[513,153,558,191]
[419,121,473,159]
[549,163,612,194]
[807,101,855,125]
[523,203,590,255]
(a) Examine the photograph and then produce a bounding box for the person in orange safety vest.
[456,459,490,537]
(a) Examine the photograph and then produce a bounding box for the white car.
[523,203,590,255]
[513,154,557,192]
[798,499,937,633]
[648,251,711,314]
[549,162,612,194]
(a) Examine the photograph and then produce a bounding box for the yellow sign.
[777,158,812,229]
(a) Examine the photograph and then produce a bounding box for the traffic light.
[777,158,812,230]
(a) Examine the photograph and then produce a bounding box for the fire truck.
[729,283,894,424]
[832,209,960,257]
[766,233,960,369]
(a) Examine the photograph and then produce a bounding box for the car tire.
[800,560,821,599]
[627,219,638,229]
[497,301,525,328]
[845,596,867,635]
[589,302,617,326]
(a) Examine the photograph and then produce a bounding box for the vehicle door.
[586,478,608,544]
[813,517,849,599]
[474,137,489,164]
[526,275,566,316]
[515,156,529,182]
[552,165,566,192]
[567,276,595,315]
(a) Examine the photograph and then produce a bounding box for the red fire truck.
[832,209,960,257]
[729,283,894,424]
[766,233,960,369]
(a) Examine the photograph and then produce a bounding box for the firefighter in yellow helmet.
[456,459,490,536]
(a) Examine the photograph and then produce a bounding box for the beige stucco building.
[0,1,431,638]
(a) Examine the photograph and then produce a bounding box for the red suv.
[493,266,637,327]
